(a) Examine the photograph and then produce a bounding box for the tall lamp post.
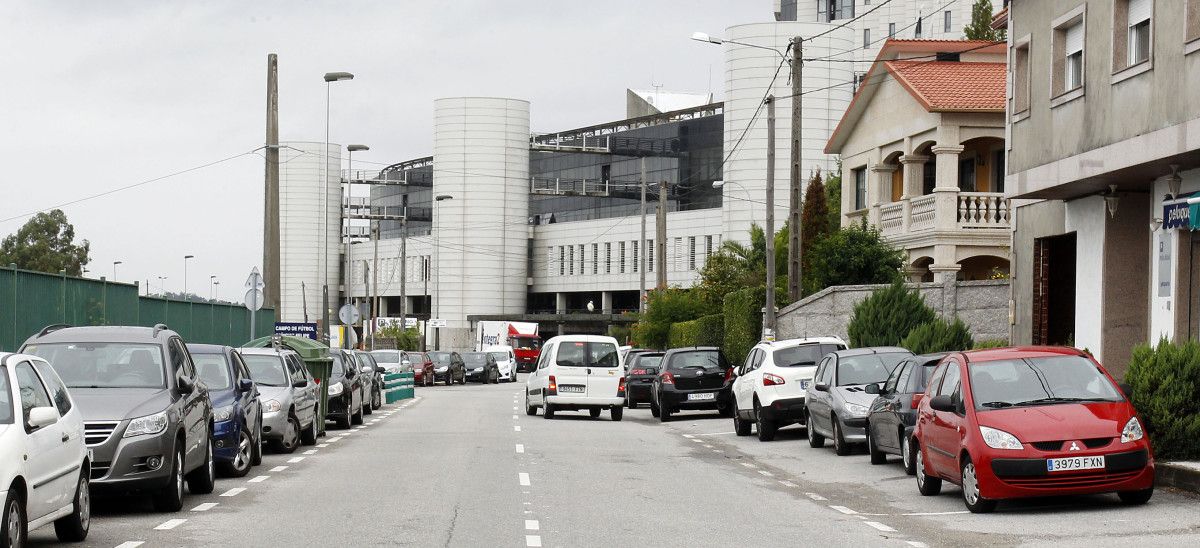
[182,255,194,297]
[210,275,218,300]
[157,276,168,296]
[213,280,221,301]
[322,71,354,346]
[433,194,454,350]
[112,260,123,281]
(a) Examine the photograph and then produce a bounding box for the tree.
[0,209,90,276]
[825,170,842,231]
[963,0,1006,41]
[378,325,422,351]
[695,223,789,310]
[632,288,709,349]
[805,221,904,295]
[847,282,937,348]
[800,171,832,296]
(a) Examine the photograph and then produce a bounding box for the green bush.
[1125,339,1200,460]
[723,287,765,366]
[695,314,725,347]
[972,338,1009,350]
[378,325,422,351]
[847,282,936,347]
[632,288,707,349]
[668,320,699,349]
[901,318,974,355]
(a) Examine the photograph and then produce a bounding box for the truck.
[476,321,541,372]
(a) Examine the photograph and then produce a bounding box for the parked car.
[651,347,731,422]
[865,353,946,473]
[187,344,263,477]
[805,347,912,456]
[525,335,624,421]
[621,348,656,371]
[624,351,664,409]
[913,347,1155,513]
[325,350,364,429]
[427,351,466,385]
[0,352,90,544]
[486,346,518,382]
[463,352,500,384]
[22,324,215,512]
[731,337,847,441]
[369,350,405,375]
[239,348,319,453]
[351,351,384,412]
[405,352,436,387]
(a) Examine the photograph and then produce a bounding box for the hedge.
[1125,339,1200,460]
[723,287,765,367]
[668,319,700,349]
[668,313,725,349]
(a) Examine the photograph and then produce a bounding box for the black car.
[651,347,730,422]
[325,349,364,429]
[865,353,946,473]
[187,344,263,478]
[427,351,467,385]
[624,351,663,408]
[352,351,384,412]
[462,352,499,383]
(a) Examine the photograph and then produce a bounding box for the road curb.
[1156,462,1200,496]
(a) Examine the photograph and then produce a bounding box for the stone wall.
[777,280,1010,344]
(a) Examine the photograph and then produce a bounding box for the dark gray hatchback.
[22,324,215,512]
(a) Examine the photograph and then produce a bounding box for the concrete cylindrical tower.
[432,97,531,350]
[278,141,341,324]
[721,22,855,244]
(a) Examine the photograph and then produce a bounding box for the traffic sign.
[339,303,361,325]
[428,318,447,328]
[244,288,264,311]
[245,267,264,290]
[404,317,418,329]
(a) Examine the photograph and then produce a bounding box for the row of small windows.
[355,255,432,288]
[860,11,955,48]
[548,235,720,277]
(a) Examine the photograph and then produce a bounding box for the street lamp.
[210,275,217,300]
[182,255,194,298]
[213,279,221,301]
[157,276,168,296]
[112,260,123,281]
[712,180,757,224]
[345,144,370,314]
[322,70,354,345]
[433,194,453,350]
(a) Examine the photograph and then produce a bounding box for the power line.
[807,0,898,41]
[806,0,962,61]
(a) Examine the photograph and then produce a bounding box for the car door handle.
[61,432,70,443]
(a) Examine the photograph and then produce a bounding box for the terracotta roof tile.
[883,61,1006,112]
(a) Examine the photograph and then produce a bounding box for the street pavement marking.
[513,406,519,411]
[695,431,736,436]
[303,449,318,455]
[191,502,218,512]
[525,520,540,531]
[900,511,969,516]
[513,415,519,420]
[682,434,695,438]
[514,425,522,432]
[711,449,721,453]
[519,472,531,486]
[702,444,713,448]
[370,419,380,424]
[830,505,857,515]
[906,542,929,548]
[220,487,246,497]
[288,456,305,463]
[526,535,542,547]
[248,475,270,483]
[865,522,897,533]
[317,443,329,448]
[691,438,705,443]
[326,437,342,443]
[154,518,187,530]
[516,444,525,453]
[269,466,288,472]
[115,542,145,548]
[805,492,827,501]
[739,462,756,468]
[758,470,774,477]
[779,481,798,488]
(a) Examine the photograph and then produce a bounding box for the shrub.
[723,287,765,366]
[901,318,974,355]
[669,315,724,349]
[378,325,422,351]
[847,282,936,347]
[805,222,904,296]
[632,288,707,349]
[668,320,699,349]
[972,338,1009,350]
[1125,339,1200,460]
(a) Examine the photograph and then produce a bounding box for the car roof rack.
[152,324,170,338]
[36,324,72,338]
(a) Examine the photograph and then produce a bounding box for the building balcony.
[847,190,1010,236]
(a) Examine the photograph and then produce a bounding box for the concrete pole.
[399,211,407,327]
[788,37,803,302]
[639,156,647,312]
[765,95,777,338]
[263,53,281,311]
[656,180,668,289]
[321,82,331,346]
[371,222,379,350]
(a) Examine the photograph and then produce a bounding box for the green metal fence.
[0,266,276,351]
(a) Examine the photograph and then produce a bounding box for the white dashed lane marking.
[757,470,774,477]
[288,456,305,463]
[739,462,756,469]
[248,475,269,483]
[514,425,522,432]
[516,444,525,453]
[220,487,246,497]
[830,505,857,515]
[779,481,798,488]
[805,492,827,501]
[906,542,930,548]
[269,466,288,472]
[191,502,218,512]
[303,449,318,455]
[526,535,542,547]
[317,443,329,448]
[525,520,540,531]
[154,518,187,530]
[114,542,145,548]
[865,522,897,533]
[519,472,531,486]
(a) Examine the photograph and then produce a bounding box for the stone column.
[929,243,961,283]
[555,292,567,314]
[601,291,613,315]
[899,154,929,199]
[931,145,965,234]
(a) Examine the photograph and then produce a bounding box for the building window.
[632,241,639,273]
[605,242,611,274]
[558,246,565,276]
[547,247,554,276]
[568,245,574,275]
[1114,0,1152,72]
[1052,11,1086,97]
[853,167,867,210]
[673,238,683,271]
[958,158,977,192]
[647,240,654,273]
[944,11,952,33]
[619,242,626,274]
[1189,0,1200,44]
[888,22,896,37]
[592,243,599,274]
[923,157,937,195]
[992,150,1006,194]
[1012,40,1031,114]
[579,244,585,275]
[704,235,714,263]
[688,237,697,271]
[863,28,870,48]
[818,0,853,22]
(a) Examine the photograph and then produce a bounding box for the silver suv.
[22,324,215,512]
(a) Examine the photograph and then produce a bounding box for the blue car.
[187,344,263,478]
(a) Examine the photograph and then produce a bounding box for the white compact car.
[485,346,518,382]
[730,337,847,441]
[0,352,90,546]
[524,335,624,421]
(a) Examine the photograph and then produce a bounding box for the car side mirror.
[864,383,881,395]
[929,394,955,412]
[177,375,195,394]
[239,378,255,392]
[292,379,307,388]
[27,406,59,429]
[814,383,829,392]
[1118,382,1134,399]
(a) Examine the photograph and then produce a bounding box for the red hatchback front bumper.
[977,445,1155,500]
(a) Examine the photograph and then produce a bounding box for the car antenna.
[152,324,169,338]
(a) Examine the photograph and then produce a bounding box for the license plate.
[559,385,585,393]
[687,392,716,401]
[800,380,811,390]
[1047,455,1105,472]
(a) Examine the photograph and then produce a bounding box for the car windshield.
[970,356,1124,410]
[371,351,400,364]
[243,354,288,387]
[463,353,487,366]
[330,353,347,378]
[24,342,166,389]
[667,350,722,371]
[514,337,541,351]
[427,352,452,365]
[836,353,907,386]
[192,353,232,390]
[0,366,12,424]
[773,344,841,367]
[556,341,618,367]
[488,352,509,361]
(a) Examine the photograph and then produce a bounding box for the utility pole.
[399,211,407,328]
[639,157,647,312]
[263,53,281,311]
[788,36,803,302]
[371,223,379,350]
[765,95,777,339]
[656,180,668,289]
[363,259,372,350]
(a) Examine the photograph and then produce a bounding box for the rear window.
[631,354,664,368]
[556,341,619,367]
[773,344,842,367]
[371,351,400,364]
[666,350,724,371]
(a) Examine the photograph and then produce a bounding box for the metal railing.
[530,177,610,196]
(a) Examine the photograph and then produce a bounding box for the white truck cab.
[524,335,624,421]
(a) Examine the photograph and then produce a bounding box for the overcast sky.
[0,1,764,302]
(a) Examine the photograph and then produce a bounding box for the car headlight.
[214,405,235,422]
[843,402,868,416]
[124,410,169,438]
[328,382,344,397]
[979,426,1023,450]
[263,399,282,413]
[1121,417,1144,443]
[474,367,484,372]
[436,366,448,372]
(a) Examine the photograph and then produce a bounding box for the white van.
[524,335,624,421]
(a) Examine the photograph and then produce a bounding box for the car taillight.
[618,377,626,397]
[548,375,558,396]
[630,368,647,375]
[911,394,923,409]
[724,368,733,382]
[661,372,675,385]
[763,373,785,386]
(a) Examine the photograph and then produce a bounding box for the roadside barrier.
[384,372,415,403]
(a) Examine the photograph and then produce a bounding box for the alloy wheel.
[78,475,91,531]
[233,431,252,471]
[916,449,926,487]
[6,498,22,547]
[902,436,912,470]
[174,452,184,501]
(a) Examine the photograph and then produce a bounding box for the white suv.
[1,352,90,545]
[524,335,624,421]
[730,337,846,441]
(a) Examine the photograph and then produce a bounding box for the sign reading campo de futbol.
[275,322,318,340]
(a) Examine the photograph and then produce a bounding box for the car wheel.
[659,403,672,422]
[1118,487,1154,505]
[372,387,382,410]
[186,435,216,495]
[832,417,851,456]
[611,406,624,422]
[915,443,942,496]
[543,403,556,419]
[901,433,916,475]
[221,429,253,477]
[625,393,634,409]
[525,392,537,416]
[53,470,89,542]
[755,402,777,442]
[251,416,265,463]
[867,425,886,465]
[363,394,373,415]
[352,405,364,425]
[152,445,185,512]
[961,457,997,513]
[2,489,27,548]
[276,415,301,452]
[589,408,602,419]
[650,396,661,418]
[336,400,353,429]
[718,403,733,418]
[733,402,752,437]
[806,411,825,448]
[300,412,318,446]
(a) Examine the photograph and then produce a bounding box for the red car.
[406,351,436,387]
[912,347,1154,513]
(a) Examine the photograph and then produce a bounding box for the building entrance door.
[1032,232,1077,345]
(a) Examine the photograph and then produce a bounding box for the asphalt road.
[31,375,1200,547]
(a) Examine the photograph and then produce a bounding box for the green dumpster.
[244,335,333,437]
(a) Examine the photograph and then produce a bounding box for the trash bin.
[243,334,333,437]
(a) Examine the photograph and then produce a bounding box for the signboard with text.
[275,322,318,340]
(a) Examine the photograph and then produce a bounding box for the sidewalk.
[1157,461,1200,496]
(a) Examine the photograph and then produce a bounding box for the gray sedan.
[240,348,319,453]
[804,347,912,456]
